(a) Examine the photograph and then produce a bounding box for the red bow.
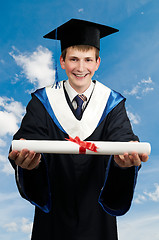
[66,136,98,154]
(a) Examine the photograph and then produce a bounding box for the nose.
[77,60,84,72]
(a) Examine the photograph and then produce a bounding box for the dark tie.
[74,94,87,120]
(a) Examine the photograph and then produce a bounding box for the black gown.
[9,81,139,240]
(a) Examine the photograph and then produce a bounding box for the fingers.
[14,149,30,166]
[114,154,128,167]
[125,152,141,166]
[114,153,138,167]
[27,153,41,170]
[9,149,41,170]
[9,138,41,170]
[9,150,19,161]
[114,152,149,168]
[140,153,149,162]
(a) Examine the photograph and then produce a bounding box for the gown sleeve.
[9,94,52,213]
[98,100,139,216]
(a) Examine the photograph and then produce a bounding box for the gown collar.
[45,80,111,140]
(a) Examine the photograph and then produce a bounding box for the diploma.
[12,139,151,155]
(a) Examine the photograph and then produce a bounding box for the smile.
[73,73,89,78]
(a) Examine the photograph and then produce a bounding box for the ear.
[95,57,101,71]
[60,55,65,69]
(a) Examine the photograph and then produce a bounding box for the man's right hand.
[9,149,41,170]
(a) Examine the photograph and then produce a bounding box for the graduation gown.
[10,80,139,240]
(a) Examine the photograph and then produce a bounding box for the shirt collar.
[64,80,94,102]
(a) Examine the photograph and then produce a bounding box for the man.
[9,19,148,240]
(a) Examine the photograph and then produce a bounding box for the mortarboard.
[43,18,119,52]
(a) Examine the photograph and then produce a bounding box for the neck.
[68,81,91,94]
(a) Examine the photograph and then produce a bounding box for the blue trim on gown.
[98,156,139,216]
[97,89,125,127]
[34,87,66,134]
[33,87,125,132]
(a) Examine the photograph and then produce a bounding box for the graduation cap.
[43,18,119,51]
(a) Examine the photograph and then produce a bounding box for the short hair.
[61,45,100,61]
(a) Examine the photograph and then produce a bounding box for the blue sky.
[0,0,159,239]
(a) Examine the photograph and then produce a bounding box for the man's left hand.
[114,152,148,168]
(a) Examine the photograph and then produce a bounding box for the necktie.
[74,94,87,120]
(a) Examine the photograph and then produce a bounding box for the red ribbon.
[66,136,98,154]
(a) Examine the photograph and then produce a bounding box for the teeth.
[75,74,86,77]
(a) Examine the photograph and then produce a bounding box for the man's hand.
[114,152,148,168]
[9,149,41,170]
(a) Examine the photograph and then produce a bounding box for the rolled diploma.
[12,140,151,155]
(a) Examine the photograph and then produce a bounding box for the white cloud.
[0,97,25,137]
[118,212,159,240]
[124,76,154,99]
[4,222,18,232]
[0,154,6,163]
[134,194,147,204]
[2,162,14,175]
[78,8,84,12]
[127,111,141,124]
[124,85,140,96]
[0,138,6,147]
[4,99,25,119]
[0,153,14,175]
[144,183,159,202]
[0,97,25,175]
[3,218,32,236]
[141,77,153,84]
[0,154,13,176]
[0,192,33,238]
[142,87,154,93]
[134,183,159,204]
[0,148,15,175]
[0,111,20,136]
[21,218,33,234]
[10,45,55,89]
[11,73,22,84]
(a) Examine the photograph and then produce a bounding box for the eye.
[86,58,93,62]
[70,58,77,62]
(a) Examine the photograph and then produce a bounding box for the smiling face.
[60,46,101,93]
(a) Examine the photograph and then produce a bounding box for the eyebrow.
[68,55,94,59]
[69,56,78,58]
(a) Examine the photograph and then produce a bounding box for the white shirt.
[64,80,95,110]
